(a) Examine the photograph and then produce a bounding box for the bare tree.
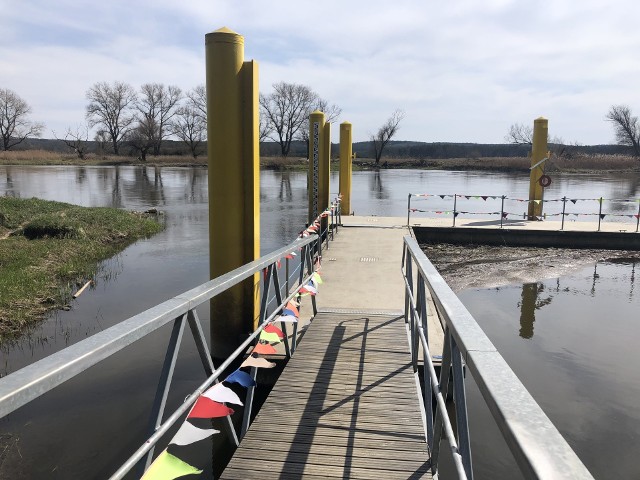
[125,119,155,162]
[505,123,534,145]
[297,97,342,148]
[187,85,206,120]
[260,82,320,156]
[0,88,44,150]
[135,83,182,156]
[371,109,405,165]
[170,105,206,158]
[606,105,640,157]
[259,113,272,143]
[54,125,90,159]
[86,81,137,155]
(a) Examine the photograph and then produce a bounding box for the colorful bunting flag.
[169,422,219,446]
[285,302,299,316]
[202,383,243,406]
[252,342,277,355]
[571,199,577,204]
[188,397,234,419]
[264,324,285,339]
[300,284,318,295]
[225,369,256,387]
[277,314,298,323]
[481,196,488,201]
[283,308,298,318]
[241,355,276,369]
[260,330,282,343]
[141,450,202,480]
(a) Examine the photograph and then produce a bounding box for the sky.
[2,0,640,145]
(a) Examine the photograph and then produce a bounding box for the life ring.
[539,175,552,188]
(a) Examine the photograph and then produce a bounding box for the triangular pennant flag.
[534,200,541,204]
[481,196,488,201]
[170,421,219,446]
[635,214,640,219]
[439,195,445,199]
[225,369,256,387]
[502,212,508,218]
[299,284,317,295]
[600,214,606,219]
[285,302,299,317]
[473,196,480,199]
[277,260,281,269]
[453,212,459,217]
[241,355,276,369]
[311,272,323,285]
[283,308,298,318]
[264,324,284,339]
[252,342,277,355]
[202,383,243,406]
[571,199,577,204]
[277,314,298,323]
[188,396,234,419]
[465,196,471,199]
[260,330,282,343]
[141,450,202,479]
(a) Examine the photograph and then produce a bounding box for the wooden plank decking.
[220,311,432,479]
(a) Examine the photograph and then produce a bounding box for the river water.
[0,165,638,479]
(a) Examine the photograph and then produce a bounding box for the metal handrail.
[402,235,595,479]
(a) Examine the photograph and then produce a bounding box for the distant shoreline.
[1,150,639,174]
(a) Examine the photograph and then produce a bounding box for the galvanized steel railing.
[0,197,343,478]
[401,235,595,480]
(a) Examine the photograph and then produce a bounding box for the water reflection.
[370,171,389,200]
[517,283,553,339]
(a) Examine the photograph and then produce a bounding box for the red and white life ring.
[539,175,552,188]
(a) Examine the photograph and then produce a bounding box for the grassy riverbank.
[1,150,638,173]
[0,197,162,342]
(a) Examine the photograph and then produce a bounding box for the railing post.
[453,194,458,227]
[500,195,505,228]
[431,327,452,474]
[451,337,473,480]
[598,197,603,231]
[561,196,567,230]
[141,314,187,473]
[407,193,412,226]
[636,200,640,233]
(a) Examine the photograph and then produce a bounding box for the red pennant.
[188,396,234,419]
[635,214,640,219]
[264,324,285,339]
[285,254,294,260]
[252,342,277,355]
[277,260,281,269]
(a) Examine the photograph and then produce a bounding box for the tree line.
[5,80,640,163]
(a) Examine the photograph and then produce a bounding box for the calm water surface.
[0,166,638,478]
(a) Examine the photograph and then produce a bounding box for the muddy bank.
[421,243,640,292]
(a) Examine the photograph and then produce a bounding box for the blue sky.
[2,0,640,145]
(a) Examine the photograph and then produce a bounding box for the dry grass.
[1,150,639,172]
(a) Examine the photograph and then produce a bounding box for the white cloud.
[2,0,640,145]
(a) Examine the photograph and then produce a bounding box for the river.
[0,165,638,479]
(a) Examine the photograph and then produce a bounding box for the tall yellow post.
[528,117,548,220]
[320,121,331,214]
[339,122,353,215]
[308,110,325,223]
[206,27,260,357]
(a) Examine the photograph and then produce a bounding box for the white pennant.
[277,314,298,323]
[169,421,219,446]
[203,383,244,406]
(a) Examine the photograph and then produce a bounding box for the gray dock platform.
[219,312,432,479]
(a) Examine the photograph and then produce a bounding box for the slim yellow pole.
[528,117,548,220]
[320,121,331,214]
[339,122,353,215]
[206,27,260,356]
[308,110,325,224]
